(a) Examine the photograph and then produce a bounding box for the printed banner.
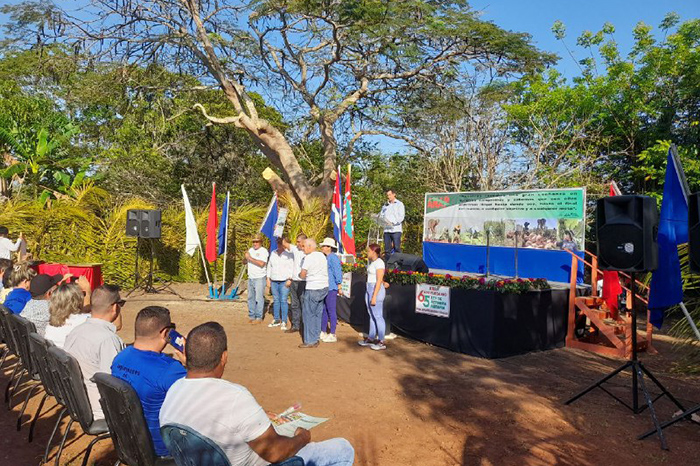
[340,272,352,296]
[415,284,450,318]
[423,188,585,251]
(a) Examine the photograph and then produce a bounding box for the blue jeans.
[270,280,290,322]
[383,231,402,254]
[247,277,266,319]
[302,288,328,344]
[366,285,386,341]
[297,438,355,466]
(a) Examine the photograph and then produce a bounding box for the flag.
[205,183,218,263]
[648,145,689,328]
[261,194,279,251]
[602,183,622,317]
[341,164,356,255]
[181,185,202,256]
[331,167,343,252]
[217,191,229,256]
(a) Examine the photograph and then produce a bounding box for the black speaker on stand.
[125,209,176,297]
[639,192,700,442]
[566,195,687,450]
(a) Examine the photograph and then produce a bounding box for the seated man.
[112,306,186,457]
[160,322,355,466]
[20,273,64,335]
[65,284,125,421]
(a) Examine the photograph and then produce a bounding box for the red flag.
[341,165,356,255]
[205,182,218,263]
[602,182,622,317]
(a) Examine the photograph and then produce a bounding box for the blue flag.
[648,145,688,328]
[261,194,279,251]
[217,192,229,256]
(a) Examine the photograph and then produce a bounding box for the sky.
[470,0,700,80]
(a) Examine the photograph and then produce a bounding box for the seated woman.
[44,283,90,348]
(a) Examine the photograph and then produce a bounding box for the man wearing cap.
[299,239,328,348]
[245,234,269,324]
[65,284,126,421]
[320,238,343,343]
[19,273,64,336]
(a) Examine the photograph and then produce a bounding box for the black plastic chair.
[93,372,175,466]
[28,332,65,443]
[47,345,110,466]
[0,305,22,405]
[6,314,42,418]
[161,423,304,466]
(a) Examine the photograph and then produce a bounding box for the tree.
[2,0,552,207]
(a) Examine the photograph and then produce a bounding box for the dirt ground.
[1,283,699,466]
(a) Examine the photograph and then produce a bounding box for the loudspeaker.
[689,192,700,274]
[125,209,162,239]
[386,253,429,273]
[596,195,658,272]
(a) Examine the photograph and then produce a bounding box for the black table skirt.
[337,273,570,359]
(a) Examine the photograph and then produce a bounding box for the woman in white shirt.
[44,283,90,348]
[266,236,294,330]
[359,243,387,351]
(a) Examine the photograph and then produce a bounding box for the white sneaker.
[322,334,337,343]
[385,333,397,340]
[320,332,328,340]
[358,339,373,347]
[370,342,387,351]
[268,320,282,328]
[280,323,288,331]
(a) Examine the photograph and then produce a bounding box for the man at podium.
[379,189,405,254]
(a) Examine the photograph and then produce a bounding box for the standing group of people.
[245,234,389,351]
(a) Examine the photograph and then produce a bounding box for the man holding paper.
[160,322,355,466]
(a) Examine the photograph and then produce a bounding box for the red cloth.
[602,183,622,315]
[205,183,218,263]
[35,263,103,291]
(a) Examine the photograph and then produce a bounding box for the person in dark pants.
[285,234,307,333]
[319,238,343,343]
[380,189,405,254]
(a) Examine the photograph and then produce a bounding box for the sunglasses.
[160,323,176,333]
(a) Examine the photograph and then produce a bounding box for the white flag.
[182,184,202,256]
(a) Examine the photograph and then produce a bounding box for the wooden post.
[566,254,579,347]
[591,255,598,297]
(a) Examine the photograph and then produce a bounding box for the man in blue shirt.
[111,306,186,457]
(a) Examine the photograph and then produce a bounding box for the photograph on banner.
[423,188,585,251]
[273,207,289,237]
[415,283,450,318]
[340,272,352,296]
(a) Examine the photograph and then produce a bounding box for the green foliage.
[0,189,266,285]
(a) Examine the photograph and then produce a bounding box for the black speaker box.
[126,209,162,239]
[689,192,700,274]
[596,195,658,272]
[386,253,429,273]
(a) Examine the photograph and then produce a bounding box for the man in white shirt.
[284,234,307,334]
[0,226,23,260]
[299,239,328,348]
[64,284,125,421]
[159,322,354,466]
[245,234,269,324]
[379,189,405,254]
[266,236,294,329]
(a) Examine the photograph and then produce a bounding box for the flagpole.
[221,191,230,298]
[679,302,700,341]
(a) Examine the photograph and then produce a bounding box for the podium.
[368,214,393,246]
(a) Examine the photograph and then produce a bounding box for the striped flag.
[341,164,356,255]
[331,167,343,252]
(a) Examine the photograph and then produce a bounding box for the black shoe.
[298,342,319,348]
[284,327,299,333]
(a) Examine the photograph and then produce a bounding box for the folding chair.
[161,423,304,466]
[47,345,110,466]
[28,333,65,443]
[93,372,175,466]
[0,305,22,405]
[6,314,41,418]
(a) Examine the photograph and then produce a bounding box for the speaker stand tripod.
[126,237,178,297]
[565,273,687,450]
